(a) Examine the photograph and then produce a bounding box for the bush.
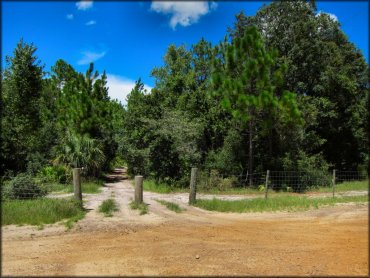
[98,199,119,217]
[26,152,47,176]
[37,165,71,184]
[6,173,47,199]
[279,151,332,192]
[198,169,221,191]
[218,177,238,191]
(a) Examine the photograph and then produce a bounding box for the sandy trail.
[2,168,369,276]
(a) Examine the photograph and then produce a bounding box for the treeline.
[1,42,124,179]
[1,0,368,189]
[121,1,368,186]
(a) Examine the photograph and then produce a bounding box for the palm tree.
[54,132,105,176]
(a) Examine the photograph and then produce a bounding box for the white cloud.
[76,1,93,11]
[106,74,152,105]
[66,14,74,20]
[317,11,338,22]
[77,51,106,65]
[85,20,96,26]
[150,1,217,29]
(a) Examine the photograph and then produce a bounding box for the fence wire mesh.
[197,169,368,194]
[1,172,86,200]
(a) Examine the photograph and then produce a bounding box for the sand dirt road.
[2,168,369,276]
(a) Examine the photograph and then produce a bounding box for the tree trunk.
[248,119,253,187]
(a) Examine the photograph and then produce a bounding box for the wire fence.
[0,168,368,200]
[197,169,368,195]
[1,170,87,200]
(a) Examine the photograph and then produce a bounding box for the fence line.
[197,169,368,194]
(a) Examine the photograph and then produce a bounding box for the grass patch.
[312,180,368,193]
[130,200,148,215]
[200,187,264,195]
[66,180,103,194]
[64,212,86,230]
[194,195,368,213]
[2,198,86,226]
[44,182,69,193]
[155,199,185,213]
[45,180,103,194]
[98,199,119,217]
[138,179,188,194]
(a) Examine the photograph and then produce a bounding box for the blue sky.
[2,1,369,104]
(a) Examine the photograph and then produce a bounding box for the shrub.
[7,173,47,199]
[98,199,119,217]
[279,151,332,192]
[26,152,46,175]
[218,177,238,191]
[38,165,71,184]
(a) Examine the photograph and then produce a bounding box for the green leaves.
[211,26,301,126]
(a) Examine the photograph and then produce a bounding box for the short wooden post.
[135,175,143,204]
[73,168,82,202]
[264,170,270,200]
[189,167,198,205]
[332,169,336,198]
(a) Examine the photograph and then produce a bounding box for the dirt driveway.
[2,169,369,276]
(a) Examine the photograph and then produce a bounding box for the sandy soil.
[2,168,369,276]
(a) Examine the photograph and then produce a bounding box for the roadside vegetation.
[1,0,368,225]
[155,199,185,213]
[1,198,85,227]
[313,180,368,193]
[129,201,148,215]
[98,199,119,217]
[194,195,368,213]
[137,179,188,194]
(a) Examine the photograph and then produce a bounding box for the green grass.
[44,182,69,193]
[155,199,185,213]
[193,195,368,213]
[64,211,86,230]
[98,199,119,217]
[200,187,264,195]
[130,200,148,215]
[138,179,188,194]
[312,180,369,193]
[66,180,103,194]
[2,198,86,227]
[45,180,103,194]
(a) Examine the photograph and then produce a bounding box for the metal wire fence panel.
[1,172,87,200]
[197,170,267,191]
[268,171,332,193]
[335,171,368,183]
[196,169,368,194]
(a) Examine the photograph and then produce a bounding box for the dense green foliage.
[1,43,124,180]
[1,0,368,195]
[4,173,46,200]
[120,0,368,188]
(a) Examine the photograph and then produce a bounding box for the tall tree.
[211,26,301,184]
[1,39,44,174]
[229,0,368,171]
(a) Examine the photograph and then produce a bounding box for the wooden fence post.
[332,169,336,198]
[73,168,82,203]
[135,175,143,204]
[189,167,198,205]
[264,170,270,200]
